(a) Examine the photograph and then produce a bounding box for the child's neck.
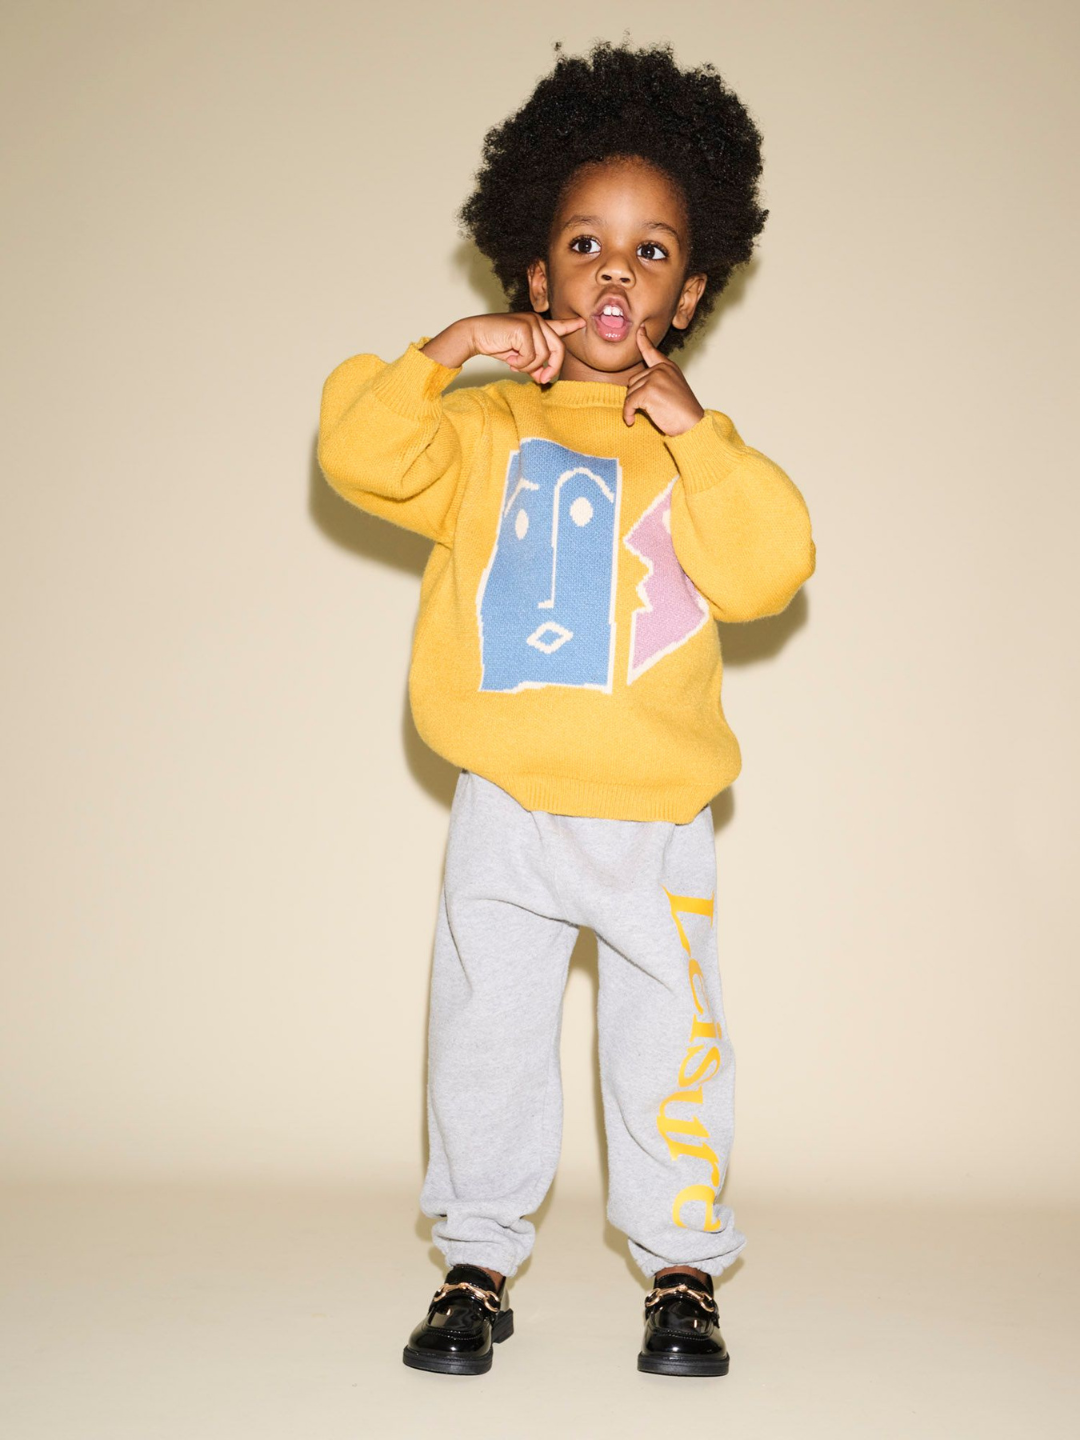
[555,356,649,387]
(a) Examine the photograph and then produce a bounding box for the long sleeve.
[664,409,816,623]
[317,336,487,545]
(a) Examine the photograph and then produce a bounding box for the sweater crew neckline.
[539,378,627,408]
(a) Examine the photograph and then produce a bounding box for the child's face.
[527,156,707,386]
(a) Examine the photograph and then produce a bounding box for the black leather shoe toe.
[403,1264,514,1375]
[637,1270,730,1377]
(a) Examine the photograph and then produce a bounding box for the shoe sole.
[402,1308,514,1375]
[637,1349,730,1377]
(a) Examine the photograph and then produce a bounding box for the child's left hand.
[623,323,706,434]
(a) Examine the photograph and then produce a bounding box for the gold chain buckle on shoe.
[430,1280,502,1315]
[644,1282,718,1318]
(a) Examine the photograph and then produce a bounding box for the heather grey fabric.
[419,768,746,1280]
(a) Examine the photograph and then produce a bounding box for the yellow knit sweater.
[318,335,816,822]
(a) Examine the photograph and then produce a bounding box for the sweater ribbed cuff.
[368,336,463,417]
[663,412,746,496]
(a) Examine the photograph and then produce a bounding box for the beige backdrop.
[2,0,1076,1211]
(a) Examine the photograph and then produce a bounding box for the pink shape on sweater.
[623,478,710,684]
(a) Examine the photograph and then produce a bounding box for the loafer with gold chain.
[637,1270,730,1376]
[402,1264,514,1375]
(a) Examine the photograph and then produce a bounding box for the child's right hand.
[423,313,587,385]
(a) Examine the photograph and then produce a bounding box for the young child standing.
[318,38,815,1378]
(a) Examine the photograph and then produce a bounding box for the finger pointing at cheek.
[636,321,665,367]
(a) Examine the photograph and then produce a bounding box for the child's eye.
[568,235,669,261]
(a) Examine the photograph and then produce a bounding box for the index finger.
[534,314,585,384]
[635,321,666,366]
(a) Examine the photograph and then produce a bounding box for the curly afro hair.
[457,35,770,356]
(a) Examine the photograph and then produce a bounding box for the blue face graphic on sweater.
[476,439,621,692]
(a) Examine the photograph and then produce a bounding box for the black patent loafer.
[637,1270,730,1377]
[402,1263,514,1375]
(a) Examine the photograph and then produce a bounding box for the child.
[318,37,815,1378]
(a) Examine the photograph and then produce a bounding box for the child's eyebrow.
[559,213,683,243]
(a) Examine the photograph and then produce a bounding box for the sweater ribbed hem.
[473,768,731,824]
[664,412,747,496]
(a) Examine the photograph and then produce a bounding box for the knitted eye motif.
[570,496,594,526]
[514,507,529,539]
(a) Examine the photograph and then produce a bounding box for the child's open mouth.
[592,307,632,343]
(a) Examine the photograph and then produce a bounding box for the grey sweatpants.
[419,768,746,1281]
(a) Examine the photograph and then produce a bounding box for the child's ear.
[673,272,708,329]
[526,258,550,313]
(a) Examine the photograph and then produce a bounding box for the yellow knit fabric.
[318,336,816,822]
